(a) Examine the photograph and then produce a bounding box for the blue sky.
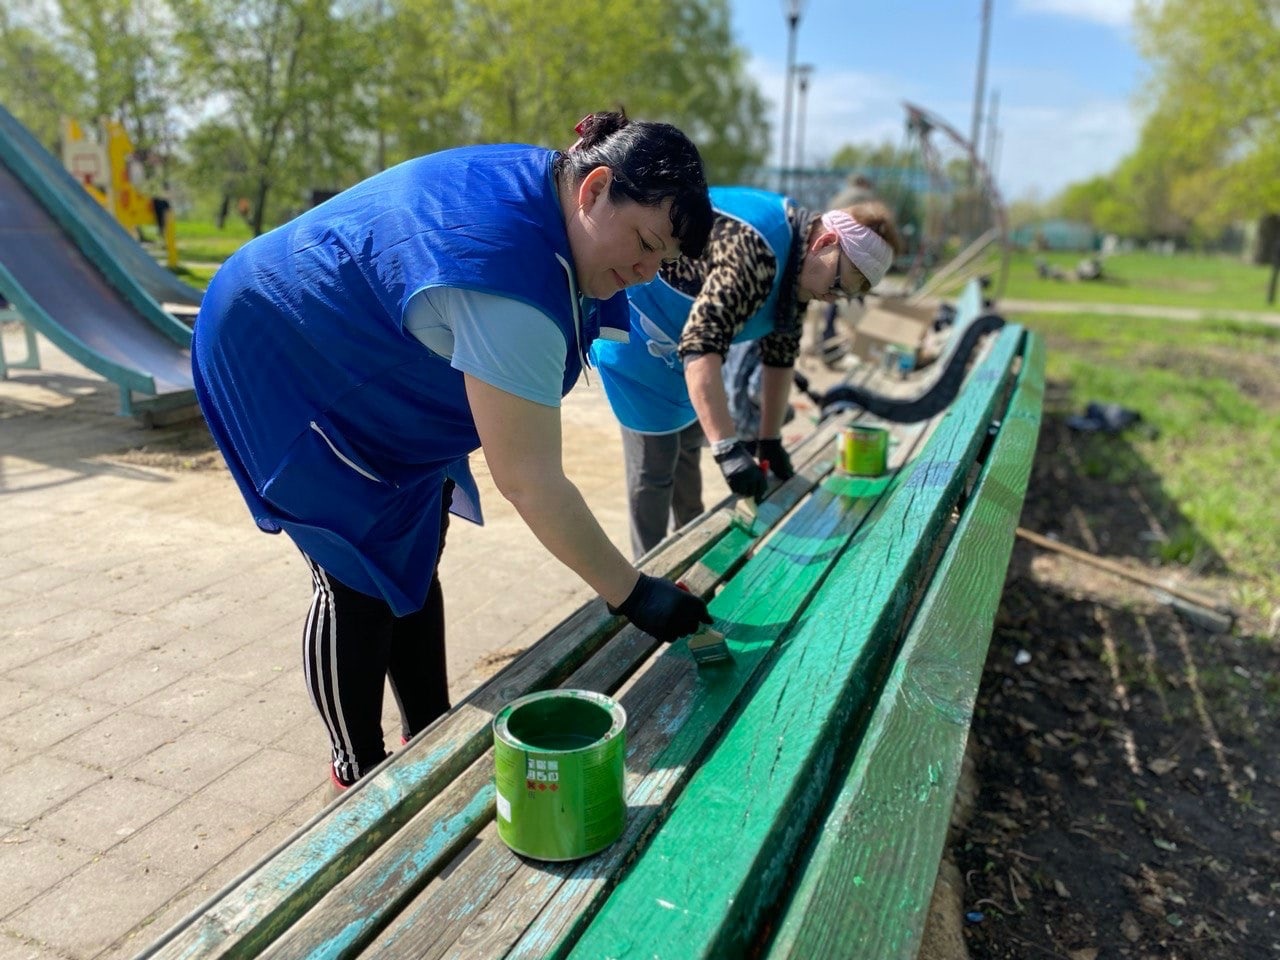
[731,0,1148,201]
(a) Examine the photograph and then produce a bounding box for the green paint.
[765,331,1044,959]
[821,474,893,499]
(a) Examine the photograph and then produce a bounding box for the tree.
[1135,0,1280,297]
[170,0,375,233]
[426,0,766,182]
[0,10,89,147]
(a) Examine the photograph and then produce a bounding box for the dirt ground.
[957,402,1280,959]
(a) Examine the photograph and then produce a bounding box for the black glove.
[754,437,795,481]
[610,574,712,644]
[714,441,768,502]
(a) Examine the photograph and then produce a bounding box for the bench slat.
[137,518,732,960]
[174,418,855,960]
[563,325,1024,960]
[356,427,926,959]
[765,330,1044,958]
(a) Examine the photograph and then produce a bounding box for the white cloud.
[748,56,1140,202]
[751,55,928,168]
[996,99,1139,199]
[1015,0,1137,29]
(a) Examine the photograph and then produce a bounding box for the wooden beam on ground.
[1014,526,1235,627]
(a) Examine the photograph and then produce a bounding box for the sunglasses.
[828,259,871,300]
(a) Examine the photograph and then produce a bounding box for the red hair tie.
[574,114,593,137]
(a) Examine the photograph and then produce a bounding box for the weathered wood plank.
[563,325,1025,960]
[357,427,924,959]
[147,418,853,960]
[136,529,730,960]
[763,330,1043,960]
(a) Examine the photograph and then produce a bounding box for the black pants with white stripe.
[302,481,454,786]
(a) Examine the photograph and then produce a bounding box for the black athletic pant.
[302,481,454,786]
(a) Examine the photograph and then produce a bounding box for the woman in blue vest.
[590,192,901,557]
[193,112,715,790]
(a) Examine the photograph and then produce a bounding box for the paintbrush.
[688,627,732,666]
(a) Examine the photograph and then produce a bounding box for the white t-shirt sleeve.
[404,286,568,407]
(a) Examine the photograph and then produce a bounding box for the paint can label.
[842,425,888,476]
[493,689,627,861]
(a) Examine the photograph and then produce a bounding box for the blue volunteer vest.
[192,145,627,615]
[589,186,793,434]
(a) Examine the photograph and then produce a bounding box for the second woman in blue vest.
[193,112,715,790]
[591,191,901,557]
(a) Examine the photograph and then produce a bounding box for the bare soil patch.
[957,410,1280,959]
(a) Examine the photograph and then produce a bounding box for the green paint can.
[841,425,889,476]
[493,689,627,861]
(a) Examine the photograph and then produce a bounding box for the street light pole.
[778,0,807,195]
[969,0,993,186]
[793,64,814,177]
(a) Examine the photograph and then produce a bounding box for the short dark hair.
[555,111,713,259]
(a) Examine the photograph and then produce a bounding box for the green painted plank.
[358,438,899,959]
[765,332,1044,959]
[564,325,1025,960]
[138,418,851,960]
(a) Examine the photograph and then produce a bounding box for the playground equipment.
[0,109,195,421]
[61,116,179,270]
[768,101,1010,302]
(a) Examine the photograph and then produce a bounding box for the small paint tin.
[841,425,888,477]
[493,689,627,861]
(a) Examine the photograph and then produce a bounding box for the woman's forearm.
[758,364,793,438]
[501,472,639,607]
[684,352,737,442]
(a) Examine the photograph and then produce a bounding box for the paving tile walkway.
[0,323,746,959]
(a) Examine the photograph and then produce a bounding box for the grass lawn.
[1006,306,1280,616]
[172,217,254,278]
[1001,249,1279,313]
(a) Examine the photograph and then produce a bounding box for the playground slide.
[0,103,203,310]
[0,148,194,417]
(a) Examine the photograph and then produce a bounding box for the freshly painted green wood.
[501,424,938,960]
[358,426,923,959]
[138,417,849,960]
[764,332,1044,960]
[565,326,1025,960]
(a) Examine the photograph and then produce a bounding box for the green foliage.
[0,0,768,235]
[0,8,90,146]
[828,140,913,172]
[1121,0,1280,233]
[1018,305,1280,608]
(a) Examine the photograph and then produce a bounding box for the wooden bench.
[138,282,1044,960]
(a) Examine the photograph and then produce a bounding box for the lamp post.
[778,0,808,195]
[793,63,814,179]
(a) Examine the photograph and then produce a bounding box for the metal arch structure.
[899,100,1011,301]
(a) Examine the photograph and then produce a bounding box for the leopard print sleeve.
[671,215,777,360]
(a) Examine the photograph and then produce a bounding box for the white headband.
[820,210,894,286]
